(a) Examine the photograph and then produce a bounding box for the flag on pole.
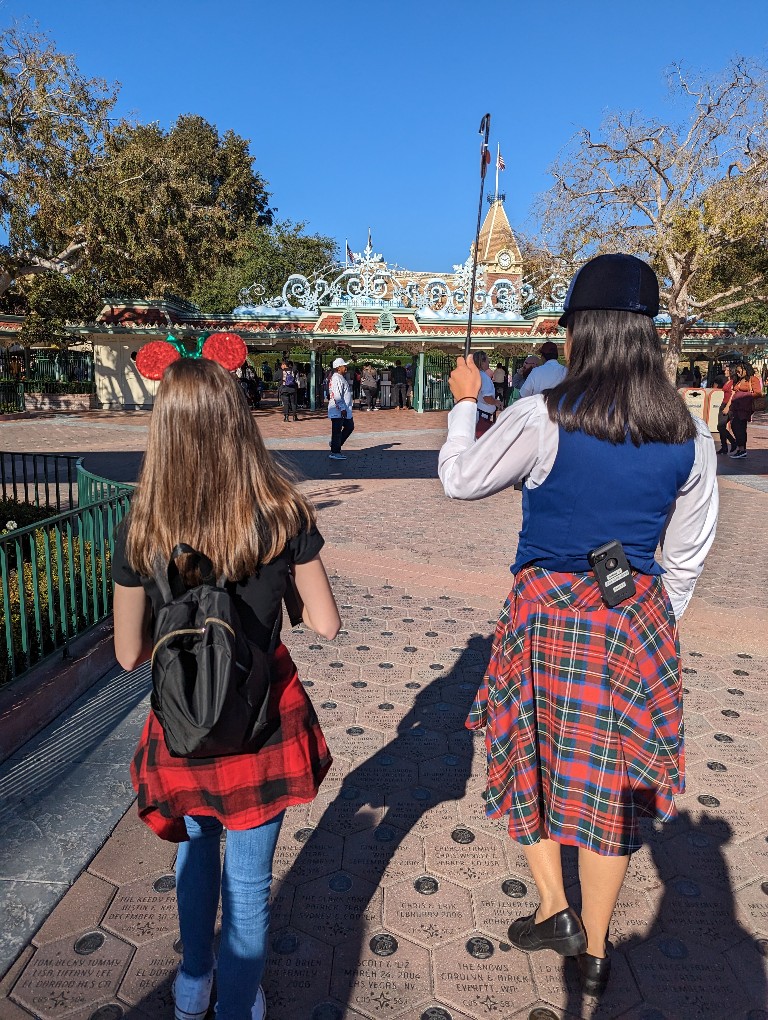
[367,227,372,250]
[346,241,355,264]
[497,150,506,171]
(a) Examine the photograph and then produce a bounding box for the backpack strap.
[153,544,216,604]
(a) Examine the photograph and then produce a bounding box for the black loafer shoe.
[507,906,587,956]
[577,943,612,996]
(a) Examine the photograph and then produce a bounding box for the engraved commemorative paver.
[356,701,411,731]
[100,873,178,944]
[384,875,473,948]
[734,879,768,934]
[628,934,751,1017]
[345,753,419,794]
[261,931,334,1017]
[331,933,431,1016]
[342,827,425,885]
[658,877,746,949]
[424,829,507,887]
[10,931,133,1018]
[290,872,381,945]
[309,784,386,836]
[323,725,388,762]
[116,930,179,1010]
[528,947,642,1015]
[432,933,537,1018]
[471,876,540,944]
[389,727,449,763]
[272,823,344,884]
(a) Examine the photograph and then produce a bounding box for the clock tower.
[472,194,523,280]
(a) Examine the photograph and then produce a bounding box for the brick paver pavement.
[1,404,767,1020]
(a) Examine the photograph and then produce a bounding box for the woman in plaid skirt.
[113,358,341,1020]
[439,254,718,996]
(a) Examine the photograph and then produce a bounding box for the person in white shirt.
[328,357,354,461]
[473,351,501,436]
[438,253,718,999]
[519,341,567,397]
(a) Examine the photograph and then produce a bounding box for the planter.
[23,392,95,412]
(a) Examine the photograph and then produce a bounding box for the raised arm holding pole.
[464,113,491,361]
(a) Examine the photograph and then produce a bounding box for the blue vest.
[511,427,696,576]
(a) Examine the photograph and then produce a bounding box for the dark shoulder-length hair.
[545,309,697,445]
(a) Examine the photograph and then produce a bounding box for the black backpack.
[145,544,279,758]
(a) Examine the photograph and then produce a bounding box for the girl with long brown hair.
[112,357,340,1020]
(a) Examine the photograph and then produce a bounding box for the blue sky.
[3,0,767,277]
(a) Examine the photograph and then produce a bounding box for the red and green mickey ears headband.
[135,332,247,381]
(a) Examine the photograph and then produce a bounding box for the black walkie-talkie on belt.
[587,540,636,608]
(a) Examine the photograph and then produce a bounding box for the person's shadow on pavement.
[553,808,768,1018]
[265,633,492,1017]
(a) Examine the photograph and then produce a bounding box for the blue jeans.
[176,811,284,1019]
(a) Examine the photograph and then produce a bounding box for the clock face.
[497,250,512,270]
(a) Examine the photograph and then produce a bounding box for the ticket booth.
[706,388,724,431]
[679,388,707,422]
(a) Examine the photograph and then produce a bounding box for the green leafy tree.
[192,220,338,313]
[0,23,116,303]
[537,58,768,376]
[1,25,274,340]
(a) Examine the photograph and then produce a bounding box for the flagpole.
[495,143,500,201]
[465,114,491,360]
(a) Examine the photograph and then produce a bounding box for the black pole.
[465,113,491,360]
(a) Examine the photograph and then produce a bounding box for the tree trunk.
[663,318,685,383]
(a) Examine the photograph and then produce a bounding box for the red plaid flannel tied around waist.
[131,643,332,841]
[467,565,684,855]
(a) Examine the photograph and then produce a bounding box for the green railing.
[0,493,132,685]
[1,451,80,511]
[77,463,136,507]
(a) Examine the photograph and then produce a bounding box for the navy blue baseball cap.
[558,253,659,327]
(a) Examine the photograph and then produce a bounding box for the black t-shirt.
[111,519,324,653]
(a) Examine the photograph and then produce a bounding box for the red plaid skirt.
[467,566,684,855]
[131,643,332,841]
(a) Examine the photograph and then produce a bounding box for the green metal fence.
[0,493,132,685]
[77,463,136,507]
[1,451,80,511]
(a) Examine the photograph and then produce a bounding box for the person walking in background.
[492,361,507,402]
[279,360,298,421]
[520,341,567,397]
[473,350,501,437]
[723,361,762,459]
[391,359,408,410]
[713,370,735,455]
[439,254,718,999]
[405,361,414,407]
[361,364,378,412]
[508,355,541,406]
[328,357,355,460]
[296,364,308,408]
[112,354,340,1020]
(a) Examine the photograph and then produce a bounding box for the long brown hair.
[126,358,316,580]
[546,310,697,445]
